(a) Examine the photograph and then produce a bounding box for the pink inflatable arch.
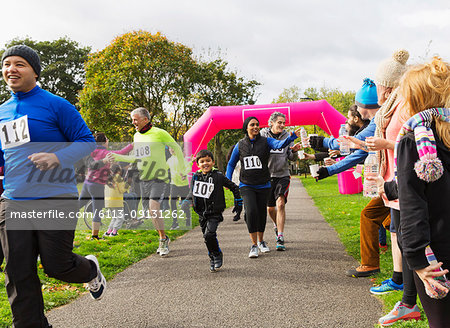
[183,100,346,165]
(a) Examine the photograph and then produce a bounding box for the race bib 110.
[243,155,262,170]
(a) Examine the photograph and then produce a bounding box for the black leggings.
[413,264,450,327]
[240,187,270,234]
[391,208,418,305]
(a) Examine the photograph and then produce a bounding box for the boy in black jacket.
[183,150,242,272]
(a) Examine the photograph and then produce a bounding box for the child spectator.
[103,164,127,237]
[183,150,242,272]
[167,147,193,229]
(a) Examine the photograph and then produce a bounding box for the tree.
[79,30,198,141]
[272,85,303,103]
[0,37,91,105]
[273,85,355,173]
[193,59,260,171]
[303,86,355,116]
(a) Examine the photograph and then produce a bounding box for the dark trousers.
[240,187,270,234]
[170,184,191,223]
[0,197,97,328]
[78,181,105,223]
[199,215,221,256]
[391,209,418,306]
[414,270,450,328]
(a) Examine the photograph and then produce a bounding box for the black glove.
[316,167,330,181]
[232,198,243,221]
[180,199,191,214]
[309,135,325,150]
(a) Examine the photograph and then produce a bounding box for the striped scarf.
[374,88,399,177]
[394,108,450,182]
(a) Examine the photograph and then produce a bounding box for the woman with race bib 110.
[226,117,301,258]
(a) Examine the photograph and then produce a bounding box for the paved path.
[48,178,382,327]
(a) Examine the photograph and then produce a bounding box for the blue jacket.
[323,118,376,150]
[226,132,298,188]
[0,86,95,199]
[324,118,376,176]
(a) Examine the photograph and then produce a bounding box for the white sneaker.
[85,255,106,300]
[159,236,170,256]
[248,245,259,258]
[258,241,270,253]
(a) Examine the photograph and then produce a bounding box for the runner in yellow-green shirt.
[112,107,186,256]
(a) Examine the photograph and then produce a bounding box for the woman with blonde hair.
[383,57,450,327]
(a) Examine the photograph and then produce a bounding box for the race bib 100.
[0,115,31,149]
[193,180,214,199]
[243,155,262,170]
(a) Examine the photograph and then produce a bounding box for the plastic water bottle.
[300,127,309,148]
[339,124,350,155]
[363,152,379,197]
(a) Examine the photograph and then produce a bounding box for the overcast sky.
[2,0,449,104]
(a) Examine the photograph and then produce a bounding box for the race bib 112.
[0,115,31,149]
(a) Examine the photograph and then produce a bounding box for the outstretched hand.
[343,136,366,151]
[290,142,302,152]
[315,167,330,181]
[365,175,385,196]
[415,262,449,298]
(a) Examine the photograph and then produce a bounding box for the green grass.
[0,190,236,328]
[299,175,428,327]
[0,177,429,327]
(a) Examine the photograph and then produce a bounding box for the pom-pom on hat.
[1,45,41,79]
[355,78,380,109]
[375,49,409,88]
[394,108,450,183]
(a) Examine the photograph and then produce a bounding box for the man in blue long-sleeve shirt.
[0,45,106,328]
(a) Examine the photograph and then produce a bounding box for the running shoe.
[209,254,216,272]
[248,245,259,258]
[170,222,179,230]
[346,265,380,278]
[370,278,403,295]
[378,301,420,326]
[159,236,170,256]
[379,242,388,253]
[102,231,111,238]
[85,255,107,300]
[213,252,223,270]
[258,241,270,253]
[276,236,286,251]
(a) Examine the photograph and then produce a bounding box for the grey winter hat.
[2,45,41,79]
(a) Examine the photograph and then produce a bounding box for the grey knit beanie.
[2,45,41,79]
[375,49,409,88]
